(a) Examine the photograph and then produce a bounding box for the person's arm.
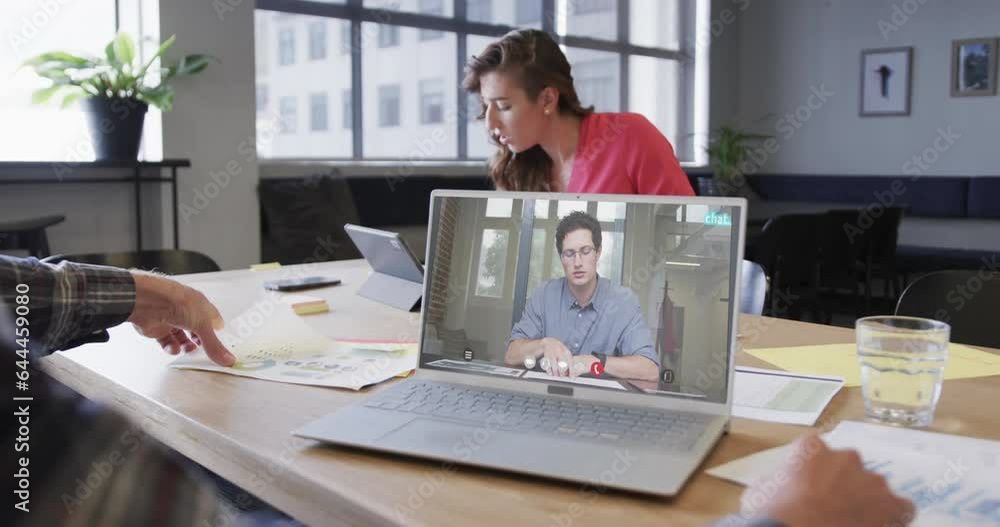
[603,355,658,381]
[628,114,694,196]
[505,287,547,366]
[588,294,660,381]
[730,435,915,527]
[0,256,136,355]
[0,256,234,365]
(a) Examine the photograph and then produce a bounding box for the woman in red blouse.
[463,29,694,196]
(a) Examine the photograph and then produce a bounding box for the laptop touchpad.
[375,418,604,480]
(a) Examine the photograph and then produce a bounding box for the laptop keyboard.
[364,381,713,452]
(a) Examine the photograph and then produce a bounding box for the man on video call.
[505,211,660,381]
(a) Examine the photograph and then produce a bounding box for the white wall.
[159,0,260,269]
[717,0,999,176]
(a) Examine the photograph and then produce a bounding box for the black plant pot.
[84,97,148,160]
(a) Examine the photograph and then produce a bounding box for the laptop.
[296,190,747,496]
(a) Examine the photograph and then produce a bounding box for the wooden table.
[40,260,1000,527]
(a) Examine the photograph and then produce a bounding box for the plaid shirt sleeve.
[0,256,136,355]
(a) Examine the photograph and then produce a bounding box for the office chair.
[895,270,1000,349]
[740,259,768,316]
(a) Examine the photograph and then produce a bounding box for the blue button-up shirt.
[508,276,660,367]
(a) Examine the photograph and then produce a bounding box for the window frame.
[256,0,700,162]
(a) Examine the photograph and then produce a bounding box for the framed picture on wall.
[860,47,913,117]
[951,38,998,97]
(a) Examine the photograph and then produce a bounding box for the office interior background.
[2,0,998,326]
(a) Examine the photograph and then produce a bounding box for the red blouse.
[567,112,694,196]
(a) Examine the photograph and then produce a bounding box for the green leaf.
[135,34,175,81]
[112,32,135,68]
[105,42,121,67]
[174,54,212,76]
[60,90,88,109]
[22,51,95,68]
[31,85,65,104]
[139,86,174,111]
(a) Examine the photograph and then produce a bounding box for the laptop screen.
[420,194,741,404]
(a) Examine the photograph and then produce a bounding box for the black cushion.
[258,174,362,264]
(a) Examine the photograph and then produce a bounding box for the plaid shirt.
[1,256,226,526]
[0,256,136,355]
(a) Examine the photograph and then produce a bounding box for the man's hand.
[569,355,599,378]
[127,273,236,367]
[539,337,574,377]
[741,435,915,527]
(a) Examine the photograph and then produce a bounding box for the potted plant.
[22,32,211,160]
[703,126,773,198]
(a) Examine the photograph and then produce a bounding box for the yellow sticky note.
[251,262,282,271]
[292,302,329,315]
[746,343,1000,387]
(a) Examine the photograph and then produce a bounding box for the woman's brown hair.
[462,29,593,191]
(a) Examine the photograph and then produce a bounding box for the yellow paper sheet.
[746,343,1000,387]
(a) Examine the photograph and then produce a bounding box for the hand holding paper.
[738,435,915,527]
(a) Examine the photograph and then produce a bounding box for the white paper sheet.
[707,421,1000,526]
[732,367,844,425]
[170,304,417,390]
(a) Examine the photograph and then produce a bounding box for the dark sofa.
[259,172,492,264]
[688,172,1000,275]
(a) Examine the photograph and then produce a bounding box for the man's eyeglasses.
[560,246,596,261]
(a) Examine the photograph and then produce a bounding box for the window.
[567,49,620,111]
[310,93,328,131]
[574,0,615,15]
[308,21,327,60]
[340,20,352,55]
[256,84,269,113]
[420,78,445,124]
[630,0,681,50]
[278,28,295,65]
[476,229,510,298]
[466,0,492,24]
[378,25,399,47]
[255,12,352,157]
[362,25,457,157]
[0,0,121,161]
[279,96,297,134]
[515,0,541,26]
[255,1,703,162]
[418,0,443,41]
[378,84,400,127]
[565,0,618,40]
[342,89,352,130]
